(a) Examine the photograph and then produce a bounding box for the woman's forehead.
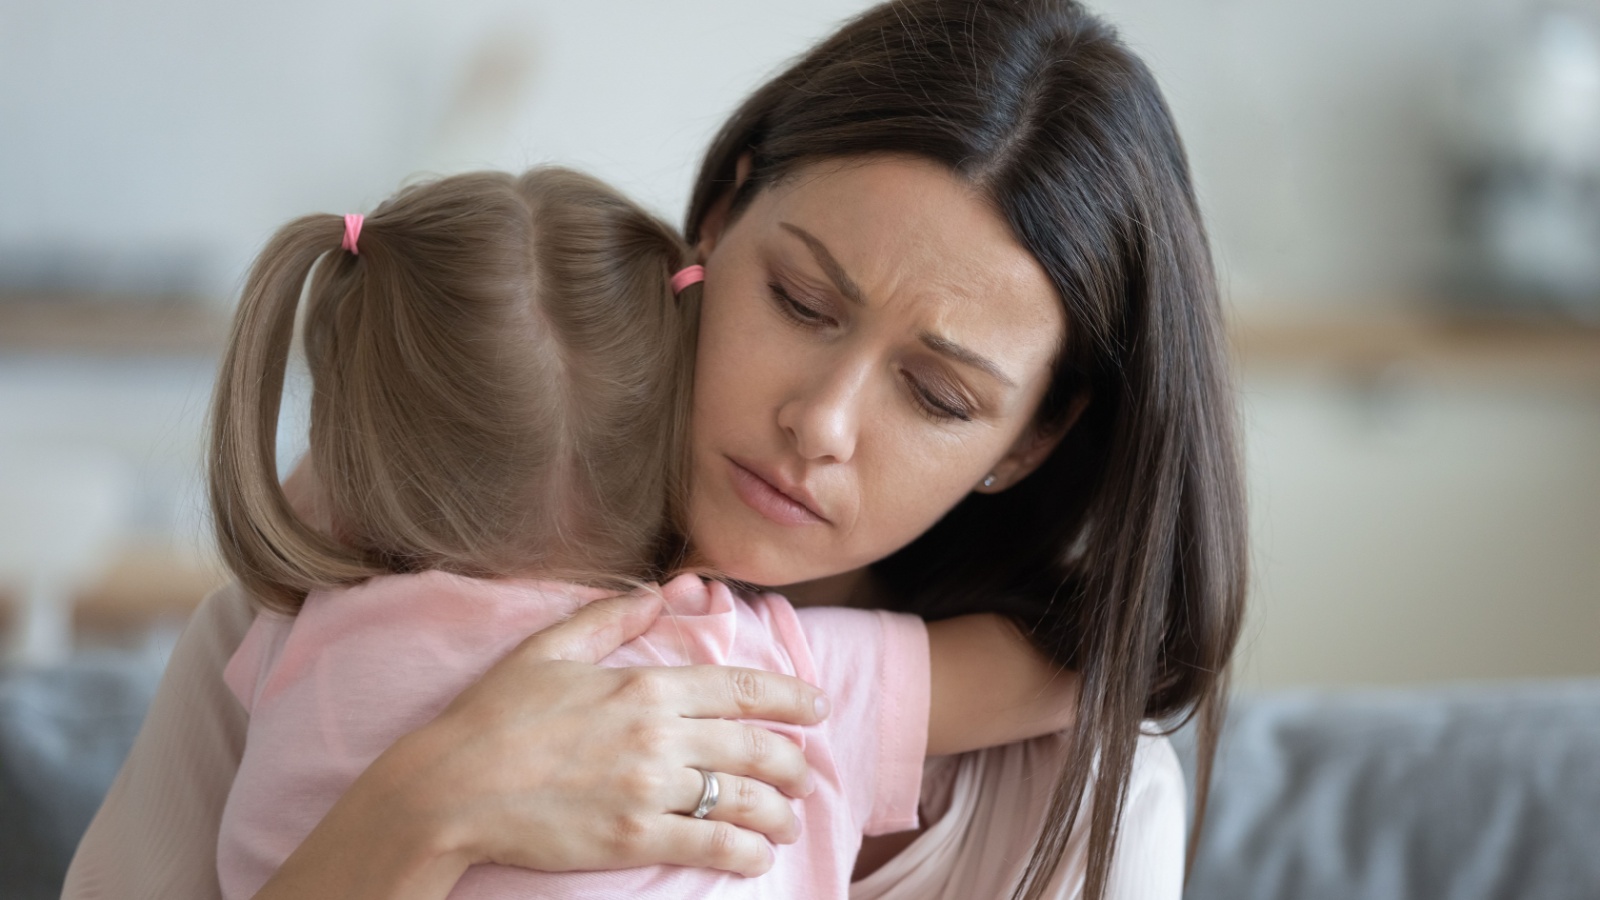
[749,155,1066,365]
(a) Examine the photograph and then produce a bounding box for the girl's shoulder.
[225,571,604,712]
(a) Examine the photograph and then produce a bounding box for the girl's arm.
[925,614,1079,756]
[807,570,1076,757]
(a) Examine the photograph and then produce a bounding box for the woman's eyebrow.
[779,221,1014,388]
[779,222,865,306]
[920,333,1017,387]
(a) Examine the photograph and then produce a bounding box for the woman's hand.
[404,584,827,873]
[253,587,830,900]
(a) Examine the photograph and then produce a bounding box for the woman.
[65,1,1244,898]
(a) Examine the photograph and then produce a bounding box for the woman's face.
[688,155,1068,588]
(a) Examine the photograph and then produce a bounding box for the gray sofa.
[4,654,1598,899]
[0,653,163,900]
[1177,680,1600,900]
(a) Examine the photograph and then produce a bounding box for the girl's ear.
[976,390,1091,493]
[694,152,754,260]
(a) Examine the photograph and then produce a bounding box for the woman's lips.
[727,457,827,527]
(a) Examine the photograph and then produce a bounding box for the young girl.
[208,167,1076,900]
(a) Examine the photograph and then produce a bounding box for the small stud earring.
[982,474,997,489]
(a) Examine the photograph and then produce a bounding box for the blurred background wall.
[1,0,1596,686]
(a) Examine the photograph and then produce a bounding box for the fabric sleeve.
[794,606,930,836]
[62,581,253,900]
[221,613,278,714]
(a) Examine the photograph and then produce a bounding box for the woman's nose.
[776,360,867,464]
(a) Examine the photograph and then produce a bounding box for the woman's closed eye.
[768,281,836,328]
[767,277,975,423]
[904,372,975,422]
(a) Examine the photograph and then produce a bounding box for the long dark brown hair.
[209,168,699,613]
[687,2,1246,897]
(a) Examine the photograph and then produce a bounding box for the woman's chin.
[688,531,831,592]
[703,552,813,592]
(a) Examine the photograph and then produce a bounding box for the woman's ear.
[976,391,1091,493]
[694,152,754,260]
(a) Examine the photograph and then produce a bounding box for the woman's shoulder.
[1125,730,1188,848]
[62,580,258,900]
[1015,728,1186,827]
[1131,729,1186,807]
[195,577,259,653]
[1103,730,1188,895]
[1018,728,1184,801]
[851,727,1186,900]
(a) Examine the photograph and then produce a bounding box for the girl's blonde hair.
[209,167,698,614]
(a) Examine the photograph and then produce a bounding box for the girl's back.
[219,573,930,900]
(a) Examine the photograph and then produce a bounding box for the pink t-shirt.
[217,572,930,900]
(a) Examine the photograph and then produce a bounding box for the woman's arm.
[925,614,1078,756]
[803,571,1076,757]
[63,580,255,900]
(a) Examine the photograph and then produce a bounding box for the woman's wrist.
[367,717,482,869]
[253,729,471,900]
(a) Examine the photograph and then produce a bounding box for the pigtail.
[212,167,709,611]
[208,216,382,614]
[649,234,702,573]
[628,198,703,575]
[617,198,702,571]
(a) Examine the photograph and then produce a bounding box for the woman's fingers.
[679,718,813,799]
[676,768,801,845]
[662,664,830,726]
[516,587,666,664]
[423,607,826,874]
[650,814,776,878]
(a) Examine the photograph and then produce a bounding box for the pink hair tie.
[670,265,705,295]
[341,214,364,255]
